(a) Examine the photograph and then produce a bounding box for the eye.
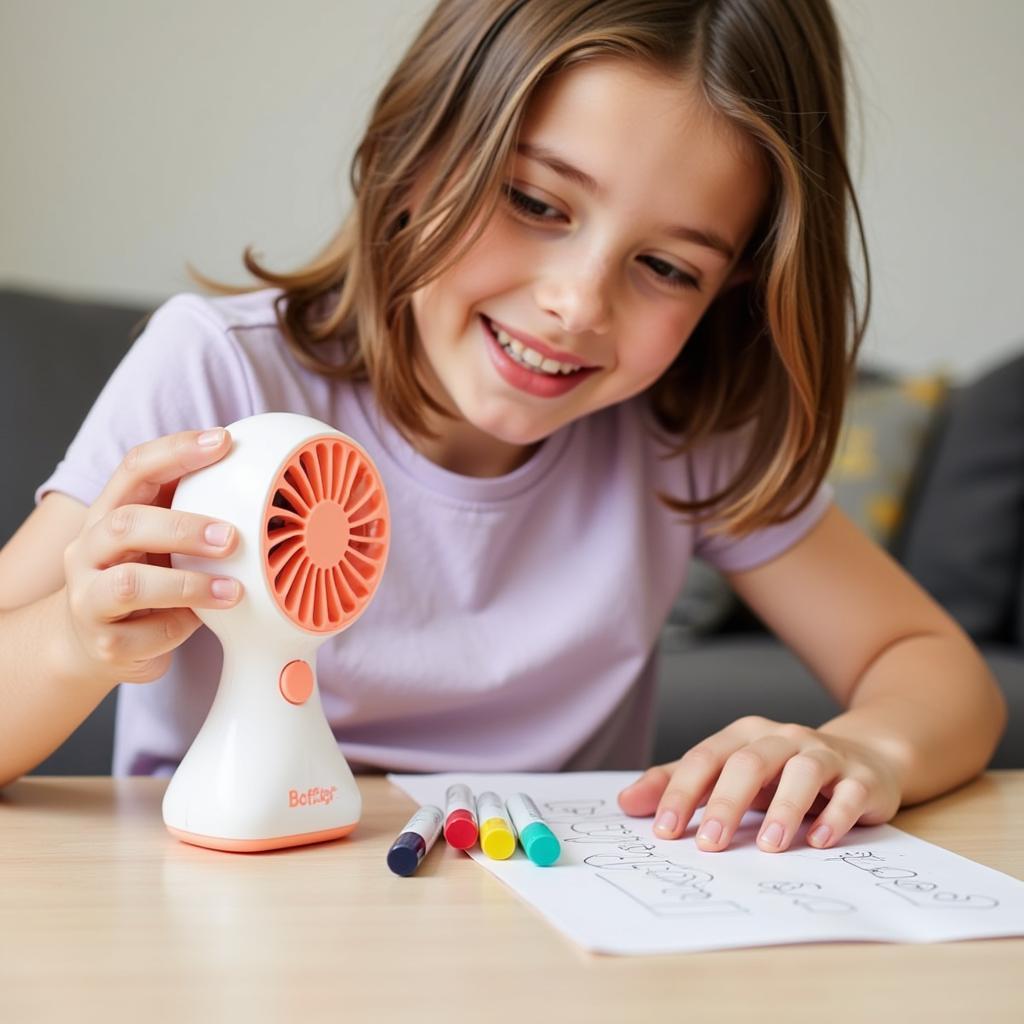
[504,184,565,223]
[503,184,701,293]
[638,255,700,292]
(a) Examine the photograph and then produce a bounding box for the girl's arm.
[0,588,117,786]
[0,431,243,787]
[619,504,1007,852]
[730,504,1007,799]
[0,493,114,786]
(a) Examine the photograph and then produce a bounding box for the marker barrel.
[506,792,560,867]
[444,783,479,850]
[477,791,517,860]
[387,805,443,877]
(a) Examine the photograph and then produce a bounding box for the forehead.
[518,59,768,251]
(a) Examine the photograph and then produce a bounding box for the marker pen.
[386,805,443,877]
[506,792,561,867]
[477,791,517,860]
[443,783,479,850]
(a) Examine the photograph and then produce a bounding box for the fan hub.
[305,501,351,568]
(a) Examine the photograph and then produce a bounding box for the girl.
[0,0,1005,855]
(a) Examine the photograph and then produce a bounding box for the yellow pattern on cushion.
[832,425,878,479]
[867,494,902,536]
[827,372,948,549]
[902,375,947,406]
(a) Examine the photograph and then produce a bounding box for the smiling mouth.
[482,317,592,376]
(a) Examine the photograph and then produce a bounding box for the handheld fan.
[162,412,389,852]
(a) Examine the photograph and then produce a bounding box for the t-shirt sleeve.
[689,428,834,573]
[35,293,257,509]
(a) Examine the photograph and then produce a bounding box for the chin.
[468,405,558,448]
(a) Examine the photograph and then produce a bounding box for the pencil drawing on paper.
[829,850,999,910]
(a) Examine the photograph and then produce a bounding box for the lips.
[484,316,593,369]
[480,315,598,399]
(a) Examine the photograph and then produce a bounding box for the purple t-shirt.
[37,289,832,775]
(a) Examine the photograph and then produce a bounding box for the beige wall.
[1,0,1021,378]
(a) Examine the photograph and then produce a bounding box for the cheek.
[449,219,532,301]
[432,216,530,313]
[410,216,517,331]
[618,309,696,380]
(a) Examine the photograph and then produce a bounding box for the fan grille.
[261,435,389,633]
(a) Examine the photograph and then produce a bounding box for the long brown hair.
[195,0,870,535]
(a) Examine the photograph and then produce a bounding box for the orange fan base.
[167,821,358,853]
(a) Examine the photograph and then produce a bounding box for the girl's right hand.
[60,428,244,685]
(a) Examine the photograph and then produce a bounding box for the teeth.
[490,322,582,375]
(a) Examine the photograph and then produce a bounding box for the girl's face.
[409,58,769,476]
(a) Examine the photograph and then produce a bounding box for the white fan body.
[162,412,389,852]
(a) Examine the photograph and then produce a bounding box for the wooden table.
[1,773,1022,1022]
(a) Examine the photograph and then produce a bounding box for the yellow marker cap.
[480,817,516,860]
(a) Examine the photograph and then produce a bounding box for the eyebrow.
[515,141,737,262]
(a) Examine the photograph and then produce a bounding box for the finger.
[748,770,784,811]
[646,742,735,840]
[87,608,203,675]
[751,786,829,816]
[805,777,875,849]
[88,428,231,525]
[88,561,243,622]
[756,749,841,853]
[695,736,799,851]
[617,765,672,816]
[643,718,787,840]
[85,504,238,570]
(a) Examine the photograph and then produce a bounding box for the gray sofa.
[2,287,1021,775]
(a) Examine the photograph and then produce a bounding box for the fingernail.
[654,810,678,835]
[697,818,723,844]
[760,822,785,847]
[204,523,232,547]
[197,429,224,447]
[809,824,832,847]
[211,578,239,600]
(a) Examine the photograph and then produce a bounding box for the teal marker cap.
[519,821,561,867]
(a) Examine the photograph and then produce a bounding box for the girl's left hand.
[617,716,904,853]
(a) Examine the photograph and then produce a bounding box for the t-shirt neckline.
[351,382,575,504]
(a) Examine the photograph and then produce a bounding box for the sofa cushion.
[654,636,1024,769]
[898,348,1024,643]
[654,636,843,762]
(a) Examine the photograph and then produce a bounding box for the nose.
[533,256,613,336]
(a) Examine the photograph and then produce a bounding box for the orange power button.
[279,660,314,705]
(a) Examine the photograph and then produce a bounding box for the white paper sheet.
[387,771,1024,955]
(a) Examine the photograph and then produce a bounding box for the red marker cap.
[443,783,479,850]
[444,809,478,850]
